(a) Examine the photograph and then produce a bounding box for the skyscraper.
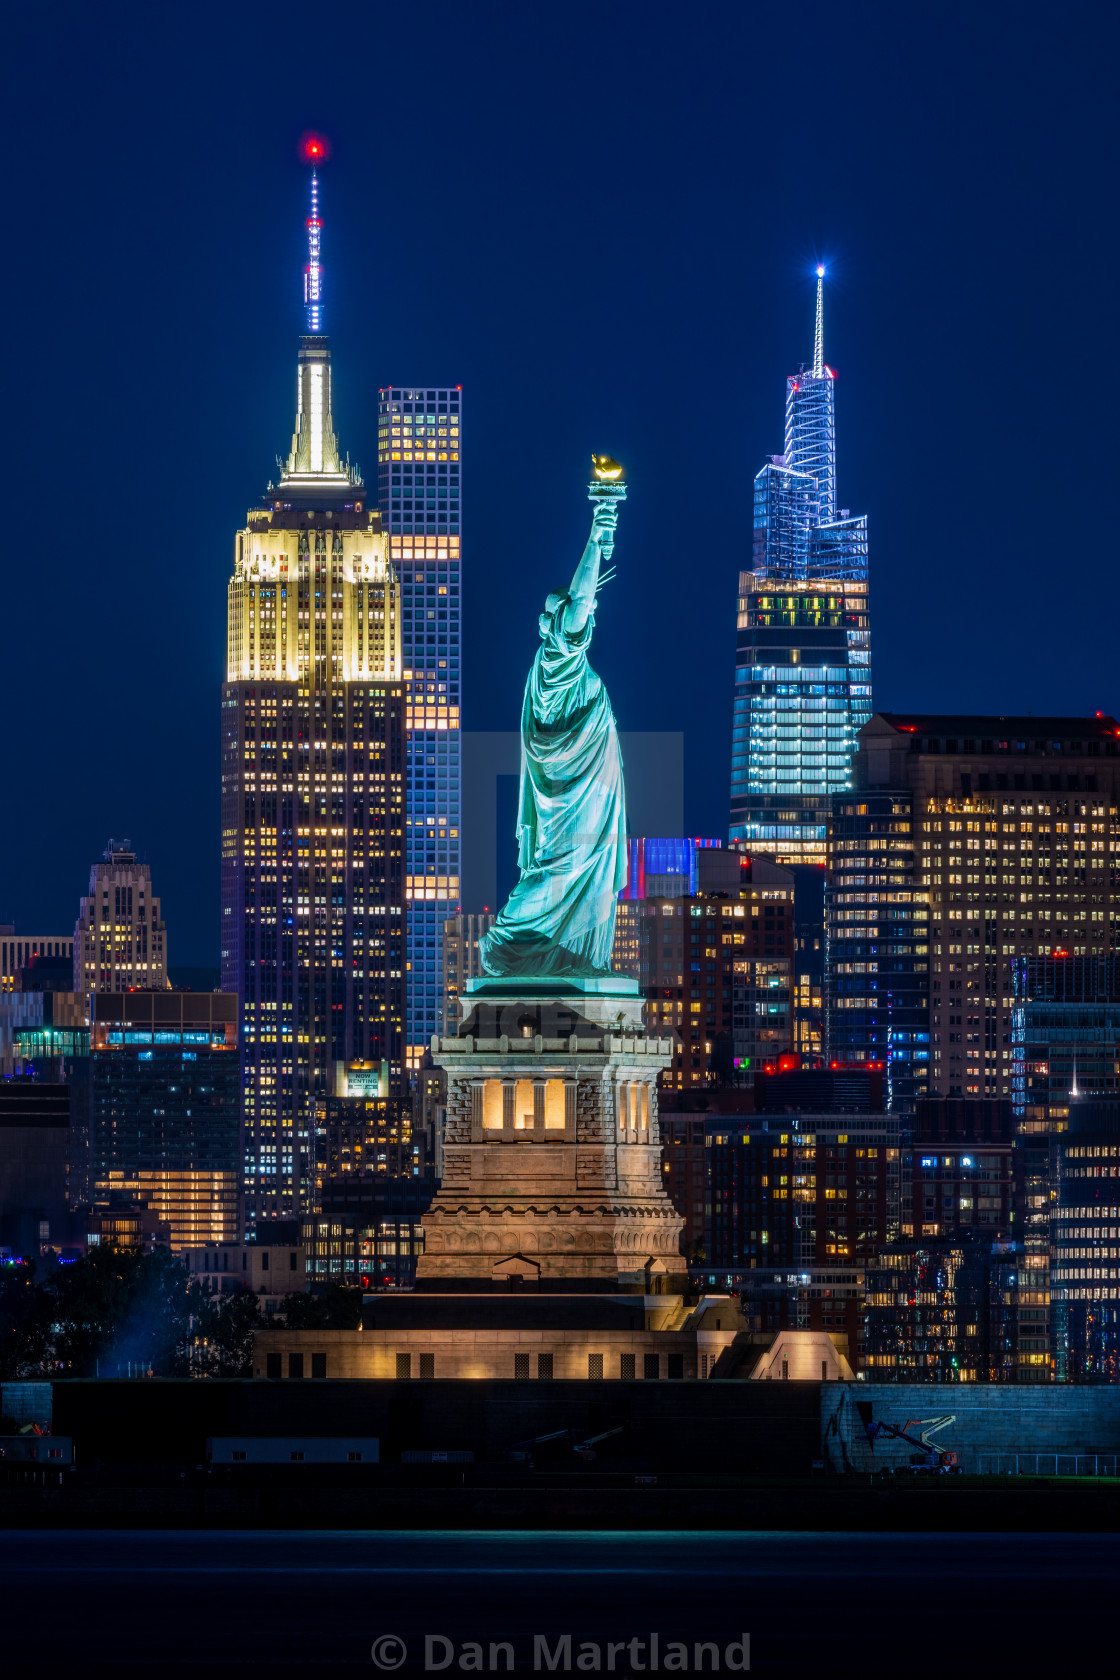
[221,149,405,1233]
[377,388,462,1072]
[729,270,871,862]
[2,931,75,995]
[73,841,168,993]
[440,912,495,1037]
[74,989,240,1248]
[831,713,1120,1109]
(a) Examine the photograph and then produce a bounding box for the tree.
[190,1286,261,1377]
[278,1282,363,1330]
[0,1261,52,1380]
[47,1245,192,1377]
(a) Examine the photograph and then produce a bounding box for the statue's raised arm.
[479,458,629,979]
[562,499,617,635]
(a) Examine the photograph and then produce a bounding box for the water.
[0,1529,1107,1674]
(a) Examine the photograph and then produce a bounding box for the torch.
[588,454,627,587]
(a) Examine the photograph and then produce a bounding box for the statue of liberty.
[479,458,628,979]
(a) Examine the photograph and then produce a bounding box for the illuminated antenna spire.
[305,171,321,331]
[813,265,825,377]
[300,134,329,333]
[1071,1053,1081,1101]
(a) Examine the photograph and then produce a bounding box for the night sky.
[4,2,1116,962]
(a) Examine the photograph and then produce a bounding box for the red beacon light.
[300,132,331,164]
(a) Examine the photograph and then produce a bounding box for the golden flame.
[591,453,624,482]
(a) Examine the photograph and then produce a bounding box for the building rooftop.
[874,713,1120,739]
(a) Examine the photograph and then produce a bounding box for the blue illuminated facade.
[377,387,462,1071]
[730,275,871,862]
[618,837,723,901]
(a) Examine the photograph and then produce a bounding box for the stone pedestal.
[415,977,687,1292]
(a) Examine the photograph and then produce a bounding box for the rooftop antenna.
[300,134,330,332]
[1071,1052,1081,1101]
[813,265,825,378]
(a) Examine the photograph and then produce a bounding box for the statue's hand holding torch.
[590,500,619,556]
[588,454,626,583]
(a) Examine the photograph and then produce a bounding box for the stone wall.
[822,1381,1120,1473]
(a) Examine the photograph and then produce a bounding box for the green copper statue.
[479,457,629,978]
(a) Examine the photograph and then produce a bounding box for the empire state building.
[221,149,405,1231]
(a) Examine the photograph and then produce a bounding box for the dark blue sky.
[4,1,1116,962]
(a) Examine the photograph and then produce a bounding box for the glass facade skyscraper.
[377,388,462,1070]
[730,274,871,862]
[826,789,930,1116]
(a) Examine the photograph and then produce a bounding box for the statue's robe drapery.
[479,600,627,977]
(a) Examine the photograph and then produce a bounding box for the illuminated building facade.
[1,930,74,995]
[377,386,462,1070]
[705,1109,898,1273]
[730,272,871,862]
[867,1237,1048,1383]
[303,1175,434,1288]
[221,158,405,1232]
[897,1098,1050,1381]
[790,864,827,1063]
[618,860,794,1088]
[658,1113,709,1263]
[316,1089,417,1183]
[617,837,726,902]
[441,912,496,1036]
[73,842,167,993]
[0,990,87,1080]
[730,956,793,1081]
[734,1267,868,1372]
[1051,1097,1120,1380]
[1022,954,1120,1106]
[864,1245,985,1380]
[730,578,870,864]
[826,790,930,1115]
[901,1098,1016,1237]
[72,990,239,1248]
[849,713,1120,1106]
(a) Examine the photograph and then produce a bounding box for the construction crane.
[864,1412,960,1472]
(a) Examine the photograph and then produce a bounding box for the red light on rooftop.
[897,725,918,733]
[300,132,331,163]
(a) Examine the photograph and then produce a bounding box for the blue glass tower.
[377,387,462,1074]
[729,269,871,863]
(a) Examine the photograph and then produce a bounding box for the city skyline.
[2,2,1120,1638]
[4,7,1118,963]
